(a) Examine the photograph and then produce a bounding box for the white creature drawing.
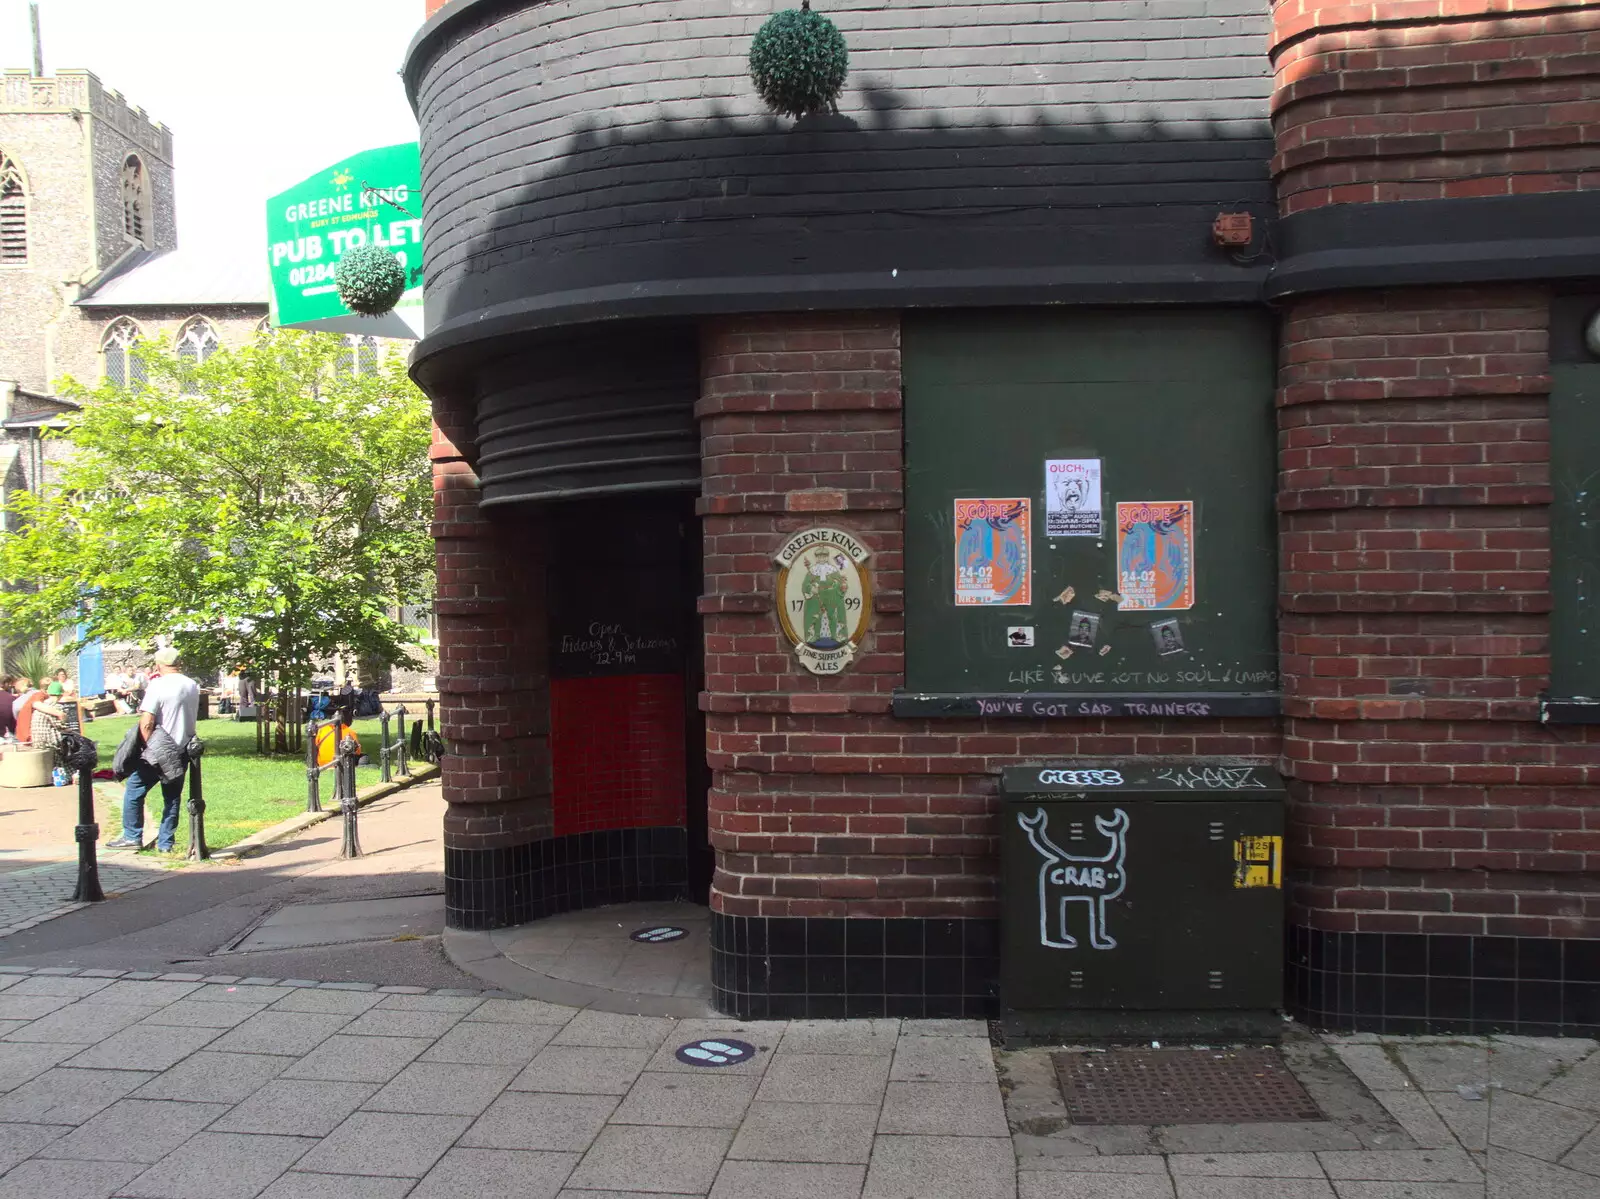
[1017,807,1129,950]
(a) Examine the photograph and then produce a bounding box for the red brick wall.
[1272,0,1600,944]
[1278,286,1600,940]
[1271,0,1600,213]
[432,405,554,854]
[699,314,1280,923]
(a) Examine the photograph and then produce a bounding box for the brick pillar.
[697,313,947,1017]
[432,398,554,929]
[1273,0,1600,1032]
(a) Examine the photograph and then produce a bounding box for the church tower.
[0,68,175,394]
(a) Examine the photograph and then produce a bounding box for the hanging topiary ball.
[336,243,407,317]
[749,0,848,118]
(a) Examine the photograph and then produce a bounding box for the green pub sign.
[265,143,424,337]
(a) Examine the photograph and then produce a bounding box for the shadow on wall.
[416,80,1276,368]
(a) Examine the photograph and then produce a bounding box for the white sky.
[0,0,420,256]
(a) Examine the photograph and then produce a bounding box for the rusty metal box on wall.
[1000,761,1285,1041]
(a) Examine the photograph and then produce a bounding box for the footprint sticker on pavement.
[675,1038,757,1067]
[629,926,689,943]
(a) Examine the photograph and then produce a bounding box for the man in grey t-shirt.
[106,647,200,852]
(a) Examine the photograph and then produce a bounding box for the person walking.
[106,647,199,852]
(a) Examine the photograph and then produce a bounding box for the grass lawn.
[83,713,400,854]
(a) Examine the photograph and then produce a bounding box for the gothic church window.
[338,333,379,376]
[102,317,145,387]
[176,318,219,365]
[0,152,26,263]
[122,154,151,246]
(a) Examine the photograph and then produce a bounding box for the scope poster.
[954,498,1031,606]
[1115,501,1195,610]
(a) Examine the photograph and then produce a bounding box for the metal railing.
[377,707,410,783]
[304,714,362,858]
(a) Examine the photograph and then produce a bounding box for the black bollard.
[408,717,422,763]
[378,711,392,783]
[395,707,409,778]
[339,734,362,858]
[304,718,322,813]
[185,735,209,861]
[62,733,104,903]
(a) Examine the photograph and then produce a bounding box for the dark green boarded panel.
[903,309,1277,697]
[1549,361,1600,702]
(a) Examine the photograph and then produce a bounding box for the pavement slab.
[119,1131,316,1199]
[778,1018,899,1056]
[727,1099,881,1164]
[461,1091,618,1152]
[0,1041,76,1090]
[1172,1179,1335,1199]
[1486,1090,1597,1162]
[339,1006,466,1039]
[510,1045,653,1095]
[609,1070,760,1128]
[551,1009,677,1049]
[210,1080,379,1137]
[3,1000,161,1045]
[709,1159,868,1199]
[207,1011,352,1057]
[293,1111,471,1178]
[132,1050,297,1103]
[0,1121,68,1172]
[409,1147,578,1199]
[0,1155,144,1199]
[419,1018,557,1064]
[63,1022,223,1071]
[361,1060,521,1116]
[257,1175,416,1199]
[863,1133,1017,1199]
[35,1098,228,1163]
[755,1052,892,1105]
[278,1033,432,1083]
[1486,1147,1598,1199]
[877,1079,1009,1137]
[566,1124,734,1195]
[0,1065,154,1123]
[137,998,272,1029]
[1021,1173,1177,1199]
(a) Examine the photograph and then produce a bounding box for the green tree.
[0,329,433,752]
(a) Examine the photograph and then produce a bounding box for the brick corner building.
[404,0,1600,1033]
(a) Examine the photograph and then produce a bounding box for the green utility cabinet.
[1000,762,1285,1039]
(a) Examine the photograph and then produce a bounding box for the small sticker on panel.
[1066,611,1100,649]
[1150,618,1187,656]
[1234,835,1283,888]
[1007,626,1035,648]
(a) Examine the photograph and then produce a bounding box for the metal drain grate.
[1052,1047,1324,1125]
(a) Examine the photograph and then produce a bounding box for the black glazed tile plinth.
[710,913,999,1019]
[1287,925,1600,1037]
[445,826,687,930]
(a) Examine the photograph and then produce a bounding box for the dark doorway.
[545,493,707,906]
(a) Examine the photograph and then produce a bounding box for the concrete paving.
[446,900,714,1017]
[2,964,1595,1197]
[0,784,480,990]
[5,780,1600,1196]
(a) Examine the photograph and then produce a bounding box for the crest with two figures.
[773,527,874,676]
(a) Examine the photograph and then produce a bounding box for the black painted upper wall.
[405,0,1274,378]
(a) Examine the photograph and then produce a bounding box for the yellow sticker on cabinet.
[1233,835,1282,889]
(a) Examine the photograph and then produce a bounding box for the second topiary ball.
[336,244,408,317]
[749,1,849,118]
